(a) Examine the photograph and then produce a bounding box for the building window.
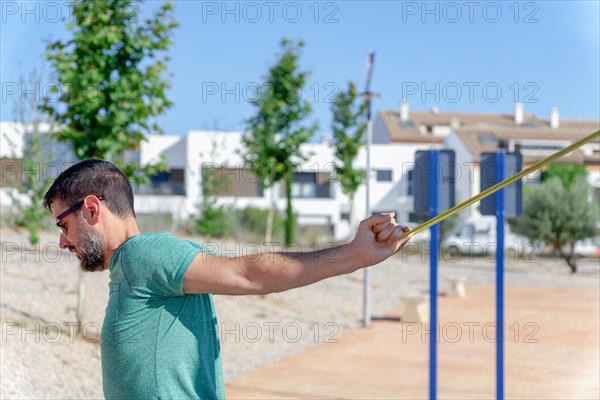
[137,168,185,195]
[407,169,414,196]
[478,134,498,145]
[282,172,332,199]
[340,212,350,221]
[291,172,317,198]
[376,169,393,182]
[372,210,398,217]
[202,166,263,197]
[520,144,563,151]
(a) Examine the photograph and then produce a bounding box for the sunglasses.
[53,195,106,235]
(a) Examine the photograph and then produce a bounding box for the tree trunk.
[265,187,275,243]
[558,244,577,273]
[285,173,294,246]
[567,256,577,273]
[348,196,356,242]
[76,268,85,335]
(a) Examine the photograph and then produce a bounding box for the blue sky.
[1,1,599,139]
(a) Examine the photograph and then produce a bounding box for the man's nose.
[59,234,70,249]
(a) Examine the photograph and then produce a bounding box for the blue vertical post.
[429,150,439,400]
[495,151,505,400]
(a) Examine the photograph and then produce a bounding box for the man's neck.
[104,217,141,269]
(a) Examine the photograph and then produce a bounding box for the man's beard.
[76,220,106,272]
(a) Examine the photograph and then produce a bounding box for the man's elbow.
[239,271,277,296]
[241,277,272,296]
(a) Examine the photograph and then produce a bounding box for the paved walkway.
[226,285,600,399]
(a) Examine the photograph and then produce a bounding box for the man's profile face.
[52,199,106,272]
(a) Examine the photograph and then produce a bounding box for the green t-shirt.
[101,232,225,400]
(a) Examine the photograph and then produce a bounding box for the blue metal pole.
[495,151,505,400]
[429,150,439,400]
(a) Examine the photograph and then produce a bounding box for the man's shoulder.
[114,233,204,295]
[123,232,188,250]
[116,232,195,265]
[127,233,217,254]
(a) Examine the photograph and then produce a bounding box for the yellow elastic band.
[401,129,600,238]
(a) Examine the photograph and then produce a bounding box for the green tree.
[509,176,597,272]
[40,0,178,332]
[194,182,232,238]
[41,0,177,181]
[330,81,367,238]
[541,164,588,189]
[6,70,54,245]
[195,135,233,238]
[241,39,317,245]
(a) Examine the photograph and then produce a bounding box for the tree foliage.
[195,136,233,238]
[509,176,597,272]
[541,163,588,189]
[330,81,367,237]
[39,0,177,334]
[41,0,177,181]
[241,38,317,245]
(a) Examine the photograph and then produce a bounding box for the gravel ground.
[1,228,598,398]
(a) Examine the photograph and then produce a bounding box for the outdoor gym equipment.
[407,128,599,400]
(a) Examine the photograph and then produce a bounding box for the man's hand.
[350,213,412,268]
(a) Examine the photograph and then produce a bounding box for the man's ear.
[82,195,102,224]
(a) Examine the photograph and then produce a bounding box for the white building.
[374,102,600,224]
[2,103,598,239]
[136,129,420,240]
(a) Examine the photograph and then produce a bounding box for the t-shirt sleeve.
[120,234,202,297]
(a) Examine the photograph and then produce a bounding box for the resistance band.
[401,129,600,238]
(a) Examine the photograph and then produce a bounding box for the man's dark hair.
[44,159,135,218]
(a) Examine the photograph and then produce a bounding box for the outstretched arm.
[182,213,412,295]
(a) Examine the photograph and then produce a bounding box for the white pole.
[363,117,373,327]
[431,106,439,147]
[362,50,376,328]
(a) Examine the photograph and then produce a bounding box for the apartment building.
[2,103,598,239]
[374,102,600,222]
[133,126,449,240]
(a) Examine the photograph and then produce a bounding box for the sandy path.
[1,229,598,398]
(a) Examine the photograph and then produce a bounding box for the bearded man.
[44,158,412,399]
